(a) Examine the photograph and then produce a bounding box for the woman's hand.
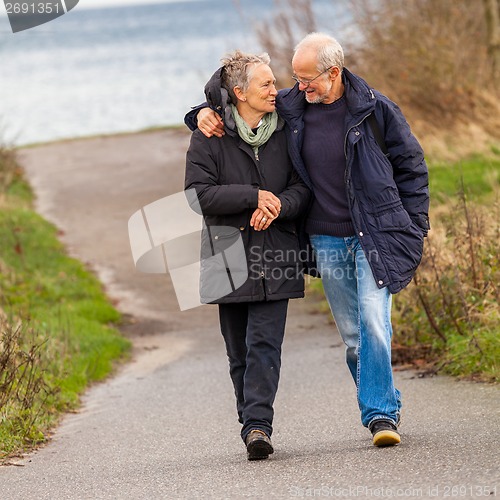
[197,108,225,138]
[250,208,275,231]
[258,190,281,219]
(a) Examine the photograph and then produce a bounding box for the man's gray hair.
[294,32,344,72]
[221,50,271,105]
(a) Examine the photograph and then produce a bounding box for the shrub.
[0,317,59,456]
[0,146,19,194]
[393,186,500,381]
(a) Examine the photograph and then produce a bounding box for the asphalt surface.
[0,129,498,499]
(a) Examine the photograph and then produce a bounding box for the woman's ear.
[233,86,247,102]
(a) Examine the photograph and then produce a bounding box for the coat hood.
[204,66,237,132]
[341,68,377,122]
[204,66,285,134]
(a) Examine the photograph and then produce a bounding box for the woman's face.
[241,64,278,115]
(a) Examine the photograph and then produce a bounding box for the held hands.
[250,190,282,231]
[197,108,225,138]
[250,208,274,231]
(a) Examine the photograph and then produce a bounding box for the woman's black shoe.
[245,429,274,460]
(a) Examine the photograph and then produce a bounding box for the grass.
[0,148,130,461]
[428,151,500,202]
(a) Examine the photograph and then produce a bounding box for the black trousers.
[218,299,289,442]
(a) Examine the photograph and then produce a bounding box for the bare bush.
[0,316,58,457]
[393,187,500,380]
[349,0,500,139]
[483,0,500,81]
[243,0,500,157]
[0,145,18,195]
[234,0,318,87]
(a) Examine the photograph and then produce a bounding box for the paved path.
[0,130,498,499]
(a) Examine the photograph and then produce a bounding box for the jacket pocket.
[200,226,248,301]
[210,226,241,251]
[374,205,412,231]
[263,223,304,296]
[373,206,424,277]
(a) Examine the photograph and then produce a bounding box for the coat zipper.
[343,115,369,170]
[343,112,389,288]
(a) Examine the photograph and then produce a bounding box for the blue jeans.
[310,234,401,428]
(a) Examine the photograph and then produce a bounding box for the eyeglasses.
[292,67,333,88]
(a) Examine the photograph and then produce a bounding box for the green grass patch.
[441,329,499,381]
[428,152,500,202]
[0,149,130,461]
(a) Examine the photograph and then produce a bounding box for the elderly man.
[186,33,430,447]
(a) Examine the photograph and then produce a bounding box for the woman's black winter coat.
[185,68,311,304]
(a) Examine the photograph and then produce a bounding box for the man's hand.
[250,208,274,231]
[258,190,281,218]
[197,108,225,138]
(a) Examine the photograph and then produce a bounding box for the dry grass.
[393,188,500,381]
[234,0,318,88]
[242,0,500,160]
[0,146,19,196]
[348,0,500,160]
[0,315,59,456]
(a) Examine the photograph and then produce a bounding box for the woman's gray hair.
[221,50,271,105]
[294,32,344,72]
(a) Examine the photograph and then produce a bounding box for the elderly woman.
[185,51,310,460]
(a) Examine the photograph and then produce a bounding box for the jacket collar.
[276,84,306,124]
[342,68,376,123]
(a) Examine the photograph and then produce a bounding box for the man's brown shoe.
[245,429,274,460]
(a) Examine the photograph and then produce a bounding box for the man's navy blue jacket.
[185,68,430,294]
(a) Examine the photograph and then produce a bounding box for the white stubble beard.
[304,80,334,104]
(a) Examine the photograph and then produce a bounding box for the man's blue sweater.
[301,95,355,237]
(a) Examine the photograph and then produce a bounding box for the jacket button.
[359,231,364,237]
[214,235,219,240]
[294,129,298,133]
[355,131,360,136]
[239,226,245,231]
[378,280,384,285]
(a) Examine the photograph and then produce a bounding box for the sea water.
[0,0,346,145]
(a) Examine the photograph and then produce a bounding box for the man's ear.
[233,86,247,102]
[330,66,341,81]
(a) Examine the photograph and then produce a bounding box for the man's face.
[292,50,334,104]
